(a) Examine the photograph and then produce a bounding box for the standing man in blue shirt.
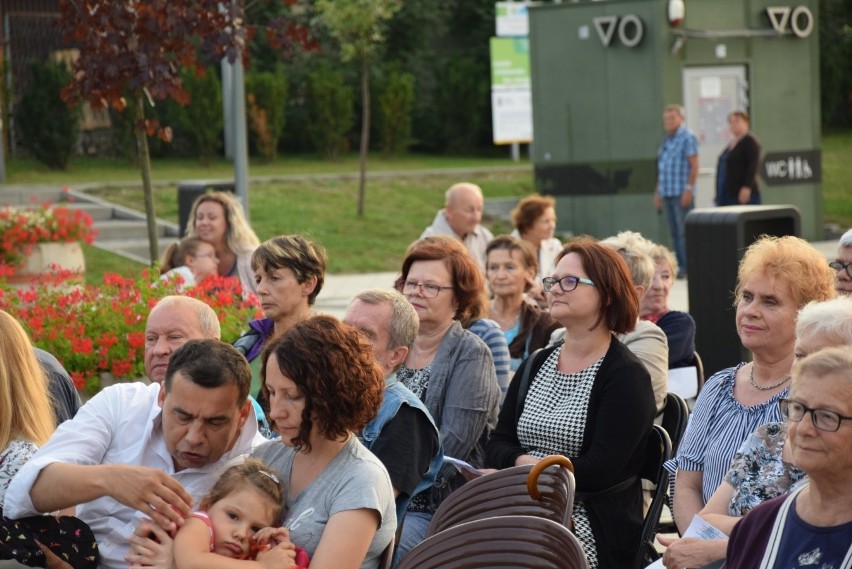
[655,104,698,277]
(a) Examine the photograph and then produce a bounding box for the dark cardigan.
[723,133,761,198]
[486,336,656,569]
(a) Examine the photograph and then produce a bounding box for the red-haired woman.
[394,236,500,558]
[486,237,655,569]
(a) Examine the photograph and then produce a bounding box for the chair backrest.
[661,392,690,456]
[693,350,705,395]
[637,425,673,568]
[667,351,705,408]
[425,458,575,538]
[398,515,589,569]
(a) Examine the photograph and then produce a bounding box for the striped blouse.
[670,363,787,503]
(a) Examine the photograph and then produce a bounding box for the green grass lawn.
[821,130,852,227]
[85,168,535,274]
[5,153,530,185]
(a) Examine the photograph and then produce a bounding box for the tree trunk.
[135,93,159,265]
[357,56,369,217]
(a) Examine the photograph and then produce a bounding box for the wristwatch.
[684,184,693,190]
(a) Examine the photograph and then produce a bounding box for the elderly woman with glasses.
[831,227,852,296]
[486,237,656,569]
[394,237,500,559]
[725,347,852,569]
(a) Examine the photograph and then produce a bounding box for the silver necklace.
[749,364,791,391]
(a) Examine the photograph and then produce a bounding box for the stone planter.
[7,242,86,285]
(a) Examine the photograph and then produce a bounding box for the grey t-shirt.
[253,436,396,569]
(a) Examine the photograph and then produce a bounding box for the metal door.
[682,66,748,208]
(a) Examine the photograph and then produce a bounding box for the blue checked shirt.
[657,125,698,198]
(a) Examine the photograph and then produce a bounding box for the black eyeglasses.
[779,398,852,432]
[829,260,852,278]
[541,275,596,293]
[402,280,454,299]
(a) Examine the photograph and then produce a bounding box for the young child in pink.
[174,458,310,569]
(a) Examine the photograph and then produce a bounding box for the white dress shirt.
[4,382,264,569]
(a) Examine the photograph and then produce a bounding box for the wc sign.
[761,150,821,186]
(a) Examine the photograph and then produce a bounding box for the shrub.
[379,62,414,156]
[246,70,287,161]
[0,270,262,394]
[436,56,490,154]
[15,60,80,169]
[306,62,354,159]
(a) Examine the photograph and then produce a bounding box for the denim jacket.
[360,375,444,521]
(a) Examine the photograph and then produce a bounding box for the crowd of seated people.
[2,187,849,569]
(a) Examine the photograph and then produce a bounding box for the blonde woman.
[185,191,261,294]
[0,310,54,504]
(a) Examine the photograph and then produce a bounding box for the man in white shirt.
[3,339,263,569]
[421,182,494,269]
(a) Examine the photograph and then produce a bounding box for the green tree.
[306,61,354,159]
[378,62,414,156]
[315,0,402,216]
[15,60,80,170]
[59,0,307,263]
[180,67,223,164]
[820,0,852,128]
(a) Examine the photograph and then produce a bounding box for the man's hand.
[679,188,693,208]
[654,193,663,212]
[737,187,752,204]
[126,518,176,569]
[105,465,192,532]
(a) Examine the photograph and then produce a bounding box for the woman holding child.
[185,191,260,294]
[252,315,396,569]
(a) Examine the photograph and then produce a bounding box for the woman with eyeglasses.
[660,296,852,569]
[725,347,852,569]
[486,237,656,569]
[668,236,835,542]
[831,227,852,296]
[394,237,500,559]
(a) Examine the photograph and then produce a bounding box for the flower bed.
[0,204,97,275]
[0,269,262,393]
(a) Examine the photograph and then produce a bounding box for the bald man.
[143,295,221,383]
[421,182,494,269]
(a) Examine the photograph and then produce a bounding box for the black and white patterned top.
[517,348,603,569]
[398,361,434,400]
[398,361,435,513]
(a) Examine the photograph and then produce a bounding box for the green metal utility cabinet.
[529,0,822,241]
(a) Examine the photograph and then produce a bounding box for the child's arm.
[174,518,297,569]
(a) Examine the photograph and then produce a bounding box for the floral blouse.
[724,422,806,517]
[0,439,39,505]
